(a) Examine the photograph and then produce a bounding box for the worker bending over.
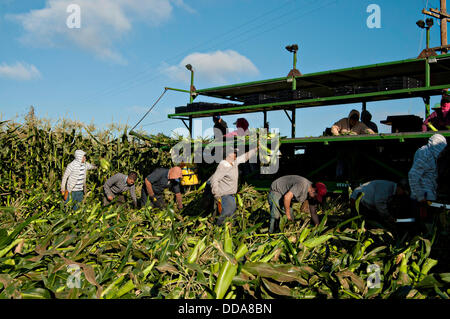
[331,109,376,136]
[350,179,410,225]
[103,171,138,208]
[140,166,183,210]
[268,175,327,233]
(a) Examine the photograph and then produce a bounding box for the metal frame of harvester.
[165,45,450,199]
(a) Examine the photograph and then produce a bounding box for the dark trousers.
[268,191,283,233]
[140,187,166,208]
[103,194,126,207]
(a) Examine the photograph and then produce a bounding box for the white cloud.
[162,50,259,85]
[8,0,193,64]
[0,62,41,80]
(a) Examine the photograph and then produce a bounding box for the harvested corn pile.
[0,117,449,299]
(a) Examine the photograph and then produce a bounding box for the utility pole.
[422,0,449,53]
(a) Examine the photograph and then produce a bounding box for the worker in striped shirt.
[61,150,97,210]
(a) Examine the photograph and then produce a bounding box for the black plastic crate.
[403,77,423,88]
[294,90,314,99]
[378,76,423,91]
[242,94,259,105]
[334,85,355,96]
[355,85,378,94]
[175,106,187,113]
[379,77,404,91]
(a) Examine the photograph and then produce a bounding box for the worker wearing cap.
[140,166,183,209]
[225,118,250,137]
[209,146,258,225]
[422,94,450,132]
[213,115,228,140]
[268,175,327,233]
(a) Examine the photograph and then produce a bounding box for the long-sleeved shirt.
[422,104,450,132]
[331,118,375,135]
[209,148,257,197]
[61,150,95,193]
[103,173,137,206]
[350,180,397,218]
[408,134,447,201]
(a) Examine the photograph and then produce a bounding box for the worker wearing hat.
[140,166,184,210]
[224,117,250,137]
[268,175,327,233]
[422,93,450,132]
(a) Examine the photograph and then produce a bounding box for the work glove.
[214,196,222,215]
[149,195,160,207]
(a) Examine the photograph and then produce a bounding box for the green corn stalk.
[355,192,364,215]
[298,227,311,243]
[302,234,334,249]
[214,243,248,299]
[420,258,438,281]
[187,236,206,264]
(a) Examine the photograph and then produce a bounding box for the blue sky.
[0,0,445,138]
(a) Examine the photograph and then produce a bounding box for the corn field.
[0,116,449,299]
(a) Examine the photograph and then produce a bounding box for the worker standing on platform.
[361,110,379,133]
[213,115,228,140]
[209,146,258,226]
[422,94,450,132]
[408,134,447,221]
[225,117,250,137]
[268,175,327,233]
[331,109,376,136]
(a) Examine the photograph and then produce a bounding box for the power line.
[71,0,327,106]
[93,0,330,103]
[141,119,170,127]
[122,0,339,133]
[204,0,338,54]
[69,0,302,107]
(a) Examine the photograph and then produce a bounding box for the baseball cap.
[233,118,249,131]
[315,182,327,203]
[213,115,221,121]
[439,94,450,106]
